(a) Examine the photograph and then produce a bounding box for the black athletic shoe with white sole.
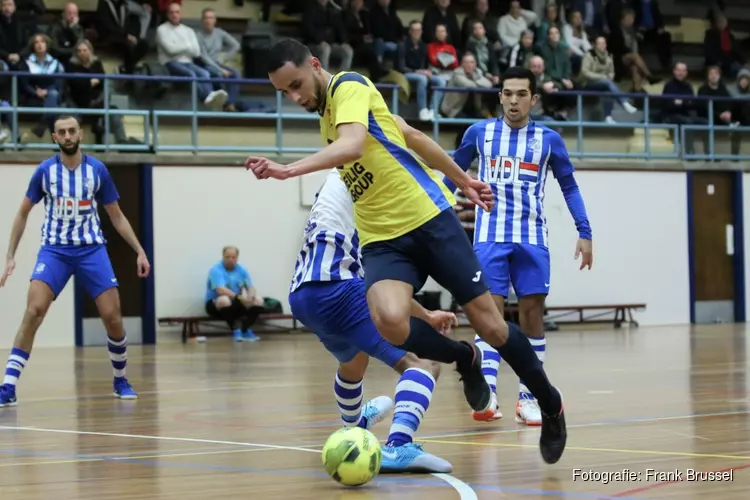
[540,387,566,464]
[456,341,492,412]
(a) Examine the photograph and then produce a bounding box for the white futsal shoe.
[515,394,543,426]
[472,391,503,422]
[360,396,394,430]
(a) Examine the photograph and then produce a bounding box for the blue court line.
[0,447,643,500]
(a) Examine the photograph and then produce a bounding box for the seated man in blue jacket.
[205,246,264,342]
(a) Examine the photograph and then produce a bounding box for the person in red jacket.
[427,24,458,76]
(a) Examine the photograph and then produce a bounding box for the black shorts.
[361,208,489,305]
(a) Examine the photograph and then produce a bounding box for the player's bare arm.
[0,197,35,287]
[246,123,367,180]
[103,202,151,278]
[392,115,495,211]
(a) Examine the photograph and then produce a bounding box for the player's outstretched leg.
[366,280,491,414]
[379,353,451,474]
[335,352,394,430]
[95,288,137,399]
[0,280,55,407]
[473,334,503,422]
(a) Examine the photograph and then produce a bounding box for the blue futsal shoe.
[0,385,17,408]
[113,377,138,399]
[380,442,453,473]
[358,396,394,430]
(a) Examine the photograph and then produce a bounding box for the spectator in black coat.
[13,0,44,31]
[422,0,462,51]
[0,0,33,69]
[660,61,706,155]
[398,19,445,121]
[303,0,353,70]
[704,12,744,78]
[369,0,403,63]
[47,2,83,69]
[96,0,149,74]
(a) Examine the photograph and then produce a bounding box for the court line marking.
[419,438,750,461]
[0,425,477,500]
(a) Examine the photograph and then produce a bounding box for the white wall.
[153,167,311,318]
[0,165,75,347]
[153,168,691,326]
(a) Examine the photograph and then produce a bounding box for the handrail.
[1,72,748,160]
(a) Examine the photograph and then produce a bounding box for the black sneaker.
[456,341,492,412]
[540,387,566,464]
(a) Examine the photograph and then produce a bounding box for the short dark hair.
[500,66,537,95]
[267,39,312,73]
[53,115,81,129]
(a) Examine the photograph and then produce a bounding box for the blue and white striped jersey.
[25,154,119,246]
[289,169,363,293]
[445,119,576,248]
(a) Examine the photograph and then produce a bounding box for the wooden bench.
[158,313,302,343]
[453,303,646,329]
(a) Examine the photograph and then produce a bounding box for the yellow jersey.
[320,71,456,247]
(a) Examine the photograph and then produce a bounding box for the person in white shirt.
[497,1,528,64]
[563,9,591,74]
[156,2,227,109]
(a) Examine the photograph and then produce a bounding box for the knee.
[25,300,49,322]
[214,295,232,309]
[370,306,410,344]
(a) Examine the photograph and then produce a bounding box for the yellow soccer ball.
[321,426,382,486]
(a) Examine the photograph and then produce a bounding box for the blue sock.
[107,335,128,380]
[334,372,363,427]
[519,335,546,399]
[3,347,29,389]
[474,334,500,394]
[387,368,436,447]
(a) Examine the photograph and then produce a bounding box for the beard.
[306,77,325,114]
[58,140,80,156]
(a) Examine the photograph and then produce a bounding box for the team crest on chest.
[527,138,542,153]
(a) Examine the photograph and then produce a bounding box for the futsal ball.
[321,427,382,486]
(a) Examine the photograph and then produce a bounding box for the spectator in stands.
[538,26,574,96]
[127,0,152,40]
[609,8,658,92]
[369,0,403,64]
[579,35,638,123]
[496,0,539,26]
[697,65,733,127]
[13,0,43,30]
[0,0,32,70]
[461,0,500,51]
[439,52,492,118]
[498,1,529,57]
[19,33,63,142]
[398,20,444,121]
[704,12,745,78]
[303,0,353,70]
[528,54,558,120]
[564,0,605,37]
[536,2,568,49]
[427,24,459,79]
[730,68,750,156]
[95,0,149,74]
[47,2,83,69]
[156,2,228,109]
[661,62,705,156]
[66,40,141,145]
[196,8,247,113]
[0,60,10,142]
[422,0,462,50]
[507,29,534,69]
[563,9,591,74]
[342,0,383,79]
[466,20,499,86]
[632,0,671,71]
[205,245,263,343]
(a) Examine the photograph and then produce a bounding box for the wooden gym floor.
[0,324,748,499]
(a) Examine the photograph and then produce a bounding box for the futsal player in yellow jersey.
[246,39,566,465]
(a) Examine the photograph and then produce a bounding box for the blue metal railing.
[1,71,749,160]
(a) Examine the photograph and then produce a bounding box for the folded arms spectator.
[157,2,228,109]
[47,2,83,69]
[303,0,353,70]
[95,0,148,74]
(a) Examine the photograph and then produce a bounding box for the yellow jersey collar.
[319,74,335,116]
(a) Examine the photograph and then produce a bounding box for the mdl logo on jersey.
[485,156,540,184]
[53,197,92,219]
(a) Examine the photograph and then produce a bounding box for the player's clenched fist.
[244,156,290,180]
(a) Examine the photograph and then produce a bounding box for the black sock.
[493,322,562,416]
[397,317,474,366]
